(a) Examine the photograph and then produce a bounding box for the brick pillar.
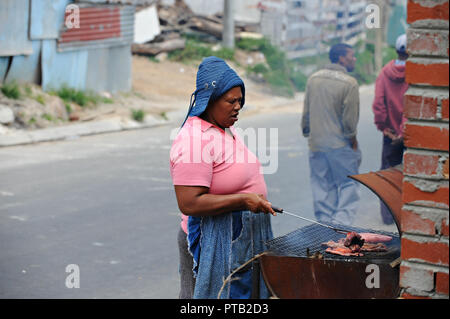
[400,0,449,299]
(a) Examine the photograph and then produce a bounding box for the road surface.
[0,85,398,298]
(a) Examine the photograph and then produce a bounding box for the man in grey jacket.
[301,43,361,225]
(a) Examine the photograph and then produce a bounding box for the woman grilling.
[170,56,276,299]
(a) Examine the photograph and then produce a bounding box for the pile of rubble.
[132,0,260,56]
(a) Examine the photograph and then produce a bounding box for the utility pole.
[374,0,388,74]
[223,0,235,49]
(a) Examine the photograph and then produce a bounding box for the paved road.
[0,85,398,298]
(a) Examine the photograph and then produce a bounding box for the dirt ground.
[130,55,302,118]
[0,55,302,132]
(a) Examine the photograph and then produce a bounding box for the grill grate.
[266,223,400,262]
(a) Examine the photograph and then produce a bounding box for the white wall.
[161,0,261,23]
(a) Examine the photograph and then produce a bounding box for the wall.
[161,0,261,23]
[0,0,134,93]
[400,0,449,299]
[259,0,367,58]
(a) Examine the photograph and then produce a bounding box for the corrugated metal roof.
[57,4,135,52]
[0,0,33,56]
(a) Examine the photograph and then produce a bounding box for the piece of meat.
[322,240,388,254]
[359,233,393,243]
[343,231,365,248]
[360,242,388,252]
[322,240,343,248]
[325,247,364,257]
[349,244,361,252]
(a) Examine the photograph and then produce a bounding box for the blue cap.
[182,56,245,126]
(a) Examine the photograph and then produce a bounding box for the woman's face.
[203,86,243,129]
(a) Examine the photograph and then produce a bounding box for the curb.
[0,110,187,148]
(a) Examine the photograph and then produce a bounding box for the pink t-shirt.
[170,116,268,233]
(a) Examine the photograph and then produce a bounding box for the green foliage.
[169,39,235,63]
[351,37,397,85]
[247,63,269,75]
[236,37,268,52]
[238,37,307,96]
[41,113,54,122]
[55,87,94,106]
[131,109,145,122]
[215,47,235,61]
[53,87,113,107]
[35,94,45,105]
[65,103,72,114]
[101,97,114,104]
[383,46,398,66]
[290,70,308,92]
[354,49,377,85]
[1,82,21,99]
[160,111,168,121]
[24,86,33,97]
[265,70,295,97]
[148,56,160,63]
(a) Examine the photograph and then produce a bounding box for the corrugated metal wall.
[30,0,71,40]
[41,39,89,91]
[5,41,42,84]
[58,4,135,52]
[0,0,33,56]
[0,0,138,93]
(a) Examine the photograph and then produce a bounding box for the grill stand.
[260,254,400,299]
[255,167,405,299]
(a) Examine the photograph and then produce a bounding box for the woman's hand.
[244,194,277,216]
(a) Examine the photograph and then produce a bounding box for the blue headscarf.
[181,56,246,126]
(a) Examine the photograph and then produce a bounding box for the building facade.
[259,0,367,58]
[0,0,156,93]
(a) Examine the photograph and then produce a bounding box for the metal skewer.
[271,206,350,234]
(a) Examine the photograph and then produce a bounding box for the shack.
[0,0,157,93]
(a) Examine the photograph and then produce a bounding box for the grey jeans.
[177,227,196,299]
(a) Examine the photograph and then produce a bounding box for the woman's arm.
[174,185,276,217]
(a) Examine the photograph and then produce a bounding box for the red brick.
[436,272,449,295]
[443,98,449,121]
[442,217,449,236]
[401,209,437,235]
[404,94,439,120]
[401,237,449,265]
[403,180,450,208]
[407,0,450,24]
[403,152,440,176]
[404,123,449,151]
[406,60,449,87]
[444,158,449,179]
[401,292,432,299]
